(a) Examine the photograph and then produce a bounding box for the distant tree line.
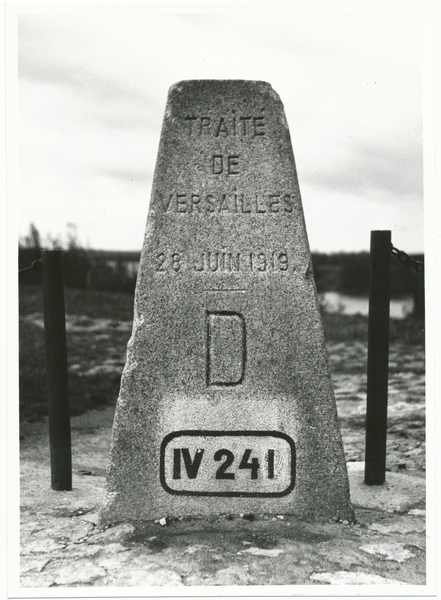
[19,224,423,298]
[311,251,424,297]
[19,223,138,294]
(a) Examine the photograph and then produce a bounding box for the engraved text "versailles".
[158,192,294,214]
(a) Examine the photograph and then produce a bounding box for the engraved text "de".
[212,155,239,175]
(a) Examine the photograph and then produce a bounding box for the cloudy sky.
[13,1,431,253]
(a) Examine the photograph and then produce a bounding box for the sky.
[12,1,431,254]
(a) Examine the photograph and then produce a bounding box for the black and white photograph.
[6,0,438,596]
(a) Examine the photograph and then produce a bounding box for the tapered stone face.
[101,80,354,523]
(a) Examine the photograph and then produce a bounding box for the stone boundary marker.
[101,80,354,523]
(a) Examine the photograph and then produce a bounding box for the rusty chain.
[391,245,424,273]
[18,259,42,274]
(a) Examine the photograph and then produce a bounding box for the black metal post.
[412,269,425,318]
[364,231,391,485]
[41,250,72,491]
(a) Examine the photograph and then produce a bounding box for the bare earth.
[17,316,427,590]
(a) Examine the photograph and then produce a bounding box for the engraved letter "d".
[206,311,246,386]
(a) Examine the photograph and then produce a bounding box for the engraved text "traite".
[184,115,265,137]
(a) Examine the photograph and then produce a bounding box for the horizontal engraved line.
[204,288,247,293]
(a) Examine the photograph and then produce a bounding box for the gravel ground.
[15,322,428,592]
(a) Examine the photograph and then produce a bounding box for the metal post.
[364,231,391,485]
[412,269,425,318]
[41,250,72,491]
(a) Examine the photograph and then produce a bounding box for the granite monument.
[101,80,354,523]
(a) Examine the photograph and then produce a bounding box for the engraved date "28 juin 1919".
[155,250,289,273]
